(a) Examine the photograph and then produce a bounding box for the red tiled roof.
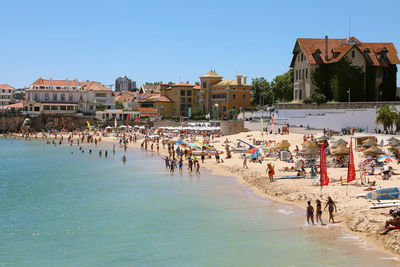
[193,85,201,89]
[5,102,24,109]
[81,81,111,91]
[30,78,111,91]
[170,82,196,87]
[292,37,400,67]
[138,94,171,103]
[0,84,15,90]
[115,94,134,102]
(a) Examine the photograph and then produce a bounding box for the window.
[89,106,93,110]
[53,94,57,101]
[302,69,304,79]
[295,70,298,80]
[69,94,73,101]
[223,106,227,112]
[243,94,246,102]
[51,106,58,110]
[45,94,49,101]
[186,90,192,96]
[306,69,308,79]
[180,90,185,96]
[233,94,236,100]
[61,94,65,101]
[34,93,39,101]
[43,105,50,110]
[34,107,40,111]
[80,95,83,101]
[351,50,355,58]
[232,106,236,110]
[203,82,206,88]
[67,106,74,110]
[60,106,66,110]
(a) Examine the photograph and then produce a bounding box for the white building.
[0,84,15,109]
[25,78,115,115]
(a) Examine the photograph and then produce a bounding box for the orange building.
[199,71,251,116]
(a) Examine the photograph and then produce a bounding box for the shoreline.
[3,133,400,258]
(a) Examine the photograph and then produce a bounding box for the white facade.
[0,85,15,109]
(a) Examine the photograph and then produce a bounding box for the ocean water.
[0,139,398,266]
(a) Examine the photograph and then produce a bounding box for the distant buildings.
[25,78,115,115]
[0,84,15,109]
[290,36,400,101]
[115,76,137,91]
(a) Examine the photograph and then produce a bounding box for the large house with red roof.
[25,78,115,114]
[290,36,400,101]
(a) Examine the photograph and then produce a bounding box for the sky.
[1,0,399,89]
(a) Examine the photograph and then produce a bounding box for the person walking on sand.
[316,199,324,225]
[324,197,337,223]
[306,201,315,225]
[267,163,275,182]
[243,155,248,169]
[196,161,200,175]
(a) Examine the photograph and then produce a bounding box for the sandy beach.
[6,128,400,257]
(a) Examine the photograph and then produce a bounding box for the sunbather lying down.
[281,166,296,172]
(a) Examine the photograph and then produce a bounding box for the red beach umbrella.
[246,147,258,154]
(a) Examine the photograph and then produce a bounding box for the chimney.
[325,35,328,61]
[236,75,243,85]
[243,76,247,84]
[50,77,53,89]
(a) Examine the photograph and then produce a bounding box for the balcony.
[211,98,227,102]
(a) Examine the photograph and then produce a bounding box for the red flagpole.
[61,116,65,131]
[126,114,130,129]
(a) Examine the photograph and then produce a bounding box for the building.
[96,109,139,122]
[199,71,252,115]
[290,36,400,101]
[0,84,15,109]
[115,76,137,92]
[114,94,135,110]
[25,78,115,115]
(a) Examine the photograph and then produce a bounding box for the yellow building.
[199,71,251,116]
[139,82,201,117]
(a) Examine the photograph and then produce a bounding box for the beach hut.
[317,135,330,141]
[331,139,348,148]
[332,145,349,156]
[363,146,385,156]
[302,140,318,149]
[275,140,290,151]
[362,140,377,147]
[299,147,319,158]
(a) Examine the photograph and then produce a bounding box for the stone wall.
[0,114,97,133]
[220,121,248,135]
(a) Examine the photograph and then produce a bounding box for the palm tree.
[376,105,397,131]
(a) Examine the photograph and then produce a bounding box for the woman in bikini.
[324,197,337,223]
[315,199,323,225]
[306,201,315,225]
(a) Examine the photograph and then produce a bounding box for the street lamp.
[347,88,351,109]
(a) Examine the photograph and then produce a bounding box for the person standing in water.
[306,201,315,225]
[113,143,116,155]
[315,199,323,225]
[324,197,337,223]
[122,155,126,163]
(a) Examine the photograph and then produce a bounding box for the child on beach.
[306,201,315,225]
[196,161,200,175]
[267,163,275,182]
[324,197,337,223]
[315,200,323,225]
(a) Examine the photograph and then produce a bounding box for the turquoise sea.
[0,139,398,266]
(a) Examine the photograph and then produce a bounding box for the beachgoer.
[267,163,275,182]
[196,162,200,175]
[380,212,400,235]
[122,155,126,163]
[324,197,337,223]
[243,155,248,169]
[306,201,315,225]
[316,200,323,225]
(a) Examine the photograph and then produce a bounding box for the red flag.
[126,114,130,128]
[347,138,356,183]
[320,143,329,186]
[271,115,274,125]
[61,117,65,131]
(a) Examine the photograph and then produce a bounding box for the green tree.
[191,107,205,119]
[96,104,106,111]
[115,101,124,110]
[251,78,273,106]
[303,90,327,104]
[271,69,293,102]
[376,106,397,131]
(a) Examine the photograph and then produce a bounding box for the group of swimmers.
[306,197,337,225]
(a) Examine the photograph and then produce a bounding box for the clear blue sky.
[1,0,399,89]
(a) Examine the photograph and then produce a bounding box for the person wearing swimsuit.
[306,201,315,225]
[324,197,337,223]
[315,199,323,225]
